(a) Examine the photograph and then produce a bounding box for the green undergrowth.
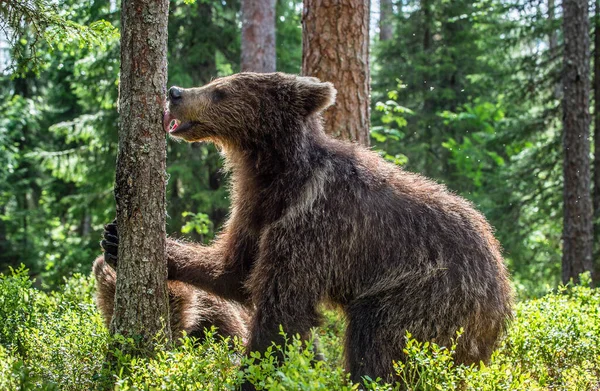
[0,267,599,390]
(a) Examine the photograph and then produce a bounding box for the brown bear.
[94,221,249,342]
[107,72,513,388]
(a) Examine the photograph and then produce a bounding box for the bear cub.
[94,221,249,342]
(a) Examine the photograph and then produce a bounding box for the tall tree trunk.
[562,0,593,284]
[302,0,371,146]
[548,0,558,52]
[594,0,600,283]
[241,0,276,72]
[111,0,171,347]
[421,0,434,115]
[548,0,561,99]
[422,0,431,51]
[379,0,393,41]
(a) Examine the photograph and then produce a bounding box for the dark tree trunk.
[562,0,593,284]
[111,0,172,346]
[302,0,371,146]
[422,0,431,51]
[421,0,434,114]
[241,0,276,72]
[379,0,393,41]
[192,2,217,84]
[594,0,600,283]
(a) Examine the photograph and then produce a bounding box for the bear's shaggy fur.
[144,72,511,385]
[94,222,249,341]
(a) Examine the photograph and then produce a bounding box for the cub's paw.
[101,218,119,267]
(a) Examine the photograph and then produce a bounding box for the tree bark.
[241,0,276,72]
[594,0,600,283]
[562,0,593,284]
[302,0,371,146]
[379,0,393,41]
[111,0,171,346]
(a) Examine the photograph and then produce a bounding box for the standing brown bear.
[106,72,513,387]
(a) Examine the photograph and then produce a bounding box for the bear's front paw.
[101,218,119,267]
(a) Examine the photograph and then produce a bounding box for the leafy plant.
[1,268,599,390]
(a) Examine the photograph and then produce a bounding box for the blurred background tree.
[0,0,597,298]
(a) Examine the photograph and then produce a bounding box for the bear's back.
[282,138,509,306]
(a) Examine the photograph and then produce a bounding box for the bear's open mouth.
[163,111,197,135]
[168,119,181,132]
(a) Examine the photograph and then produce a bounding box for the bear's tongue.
[162,111,180,133]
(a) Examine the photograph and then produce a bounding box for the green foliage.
[393,331,467,390]
[241,329,353,390]
[438,100,506,189]
[371,87,411,166]
[501,278,600,389]
[0,267,106,390]
[181,211,214,242]
[0,0,242,287]
[275,0,302,74]
[0,265,38,351]
[0,346,20,391]
[370,0,569,295]
[111,332,243,391]
[1,268,600,390]
[0,0,586,298]
[1,0,118,77]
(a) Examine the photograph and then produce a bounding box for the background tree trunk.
[422,0,431,51]
[379,0,393,41]
[594,0,600,283]
[548,0,558,52]
[110,0,171,347]
[548,0,562,100]
[302,0,371,146]
[421,0,433,114]
[241,0,276,72]
[562,0,593,284]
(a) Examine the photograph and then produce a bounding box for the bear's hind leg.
[344,297,406,386]
[92,256,117,328]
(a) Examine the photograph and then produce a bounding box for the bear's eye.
[212,89,227,103]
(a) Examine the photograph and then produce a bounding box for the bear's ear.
[296,76,337,116]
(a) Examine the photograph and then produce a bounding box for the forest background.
[0,0,596,301]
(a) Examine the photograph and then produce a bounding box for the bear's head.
[163,73,336,145]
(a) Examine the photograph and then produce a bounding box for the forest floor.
[0,268,599,391]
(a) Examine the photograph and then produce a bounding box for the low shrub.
[0,267,599,390]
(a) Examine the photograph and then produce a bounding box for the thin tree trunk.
[548,0,558,52]
[548,0,561,99]
[241,0,276,72]
[302,0,371,146]
[562,0,593,284]
[111,0,171,347]
[422,0,431,51]
[0,206,10,268]
[379,0,393,41]
[421,0,434,115]
[594,0,600,283]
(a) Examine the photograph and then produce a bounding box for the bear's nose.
[169,87,182,102]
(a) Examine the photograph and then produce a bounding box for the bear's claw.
[101,218,119,267]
